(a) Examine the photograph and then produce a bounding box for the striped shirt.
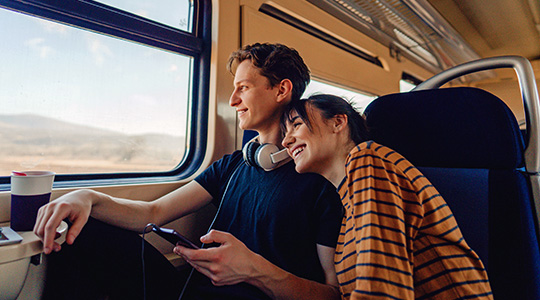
[335,141,493,300]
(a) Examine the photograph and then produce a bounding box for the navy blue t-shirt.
[187,150,342,299]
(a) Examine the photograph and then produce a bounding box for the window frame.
[0,0,211,188]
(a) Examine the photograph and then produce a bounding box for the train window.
[93,1,194,32]
[400,80,416,92]
[304,80,376,112]
[400,73,422,92]
[0,0,210,186]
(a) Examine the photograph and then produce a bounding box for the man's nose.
[229,90,240,107]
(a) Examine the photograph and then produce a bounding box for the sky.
[0,1,192,137]
[0,1,380,137]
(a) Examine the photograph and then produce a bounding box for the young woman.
[281,94,493,300]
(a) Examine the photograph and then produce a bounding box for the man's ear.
[276,79,293,103]
[333,114,348,133]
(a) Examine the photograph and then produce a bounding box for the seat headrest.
[364,87,525,169]
[243,130,258,146]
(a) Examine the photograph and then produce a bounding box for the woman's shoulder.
[347,140,411,168]
[349,140,389,157]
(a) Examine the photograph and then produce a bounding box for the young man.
[34,43,343,300]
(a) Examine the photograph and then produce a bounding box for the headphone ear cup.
[255,143,280,170]
[242,141,260,167]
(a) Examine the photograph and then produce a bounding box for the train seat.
[364,57,540,300]
[243,130,258,146]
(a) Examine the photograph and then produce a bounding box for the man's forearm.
[247,252,341,300]
[86,189,155,231]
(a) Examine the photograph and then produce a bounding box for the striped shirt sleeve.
[337,144,421,299]
[335,142,493,300]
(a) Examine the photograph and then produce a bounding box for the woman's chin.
[294,160,310,174]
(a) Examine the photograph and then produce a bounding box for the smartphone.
[151,225,200,249]
[0,227,23,246]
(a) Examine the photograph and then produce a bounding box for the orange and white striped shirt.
[335,141,493,300]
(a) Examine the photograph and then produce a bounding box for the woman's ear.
[276,79,293,103]
[333,114,348,133]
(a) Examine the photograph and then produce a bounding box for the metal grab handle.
[413,56,540,174]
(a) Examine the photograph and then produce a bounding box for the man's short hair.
[227,43,310,101]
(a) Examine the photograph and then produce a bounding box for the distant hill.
[0,114,186,170]
[0,114,121,136]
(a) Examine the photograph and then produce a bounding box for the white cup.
[10,171,55,231]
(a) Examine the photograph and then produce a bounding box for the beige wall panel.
[240,3,433,97]
[474,78,540,126]
[206,0,243,161]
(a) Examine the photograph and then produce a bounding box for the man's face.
[229,60,282,132]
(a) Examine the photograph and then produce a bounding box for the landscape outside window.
[0,3,192,176]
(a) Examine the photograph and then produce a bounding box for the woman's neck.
[324,141,357,188]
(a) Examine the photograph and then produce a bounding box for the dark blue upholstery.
[365,87,524,169]
[364,87,540,300]
[242,130,258,146]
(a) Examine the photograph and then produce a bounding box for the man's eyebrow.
[234,79,251,85]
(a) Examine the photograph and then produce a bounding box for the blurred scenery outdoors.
[0,1,192,175]
[0,0,388,176]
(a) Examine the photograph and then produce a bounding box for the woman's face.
[282,106,337,174]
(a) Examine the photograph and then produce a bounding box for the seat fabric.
[364,87,540,300]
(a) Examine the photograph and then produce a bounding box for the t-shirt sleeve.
[314,180,344,248]
[194,151,244,206]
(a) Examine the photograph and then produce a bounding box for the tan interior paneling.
[427,0,540,61]
[240,0,433,97]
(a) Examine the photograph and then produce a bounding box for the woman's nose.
[282,131,294,148]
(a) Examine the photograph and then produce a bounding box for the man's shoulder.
[276,162,336,189]
[209,150,244,169]
[217,152,334,187]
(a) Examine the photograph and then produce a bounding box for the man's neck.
[256,129,283,148]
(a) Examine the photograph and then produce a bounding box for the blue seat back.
[243,130,258,146]
[364,87,540,300]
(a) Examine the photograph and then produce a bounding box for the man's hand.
[174,229,262,286]
[33,189,93,254]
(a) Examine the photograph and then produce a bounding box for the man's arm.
[34,181,213,254]
[175,230,341,300]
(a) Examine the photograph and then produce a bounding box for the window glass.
[400,79,416,92]
[400,73,421,92]
[93,0,194,32]
[0,9,191,175]
[303,80,377,112]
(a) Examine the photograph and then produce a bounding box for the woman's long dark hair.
[281,94,369,145]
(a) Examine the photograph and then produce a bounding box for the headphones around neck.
[242,136,291,171]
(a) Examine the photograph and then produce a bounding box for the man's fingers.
[200,229,231,244]
[65,214,87,245]
[37,207,65,254]
[175,246,216,262]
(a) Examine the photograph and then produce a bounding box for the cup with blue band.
[10,171,55,231]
